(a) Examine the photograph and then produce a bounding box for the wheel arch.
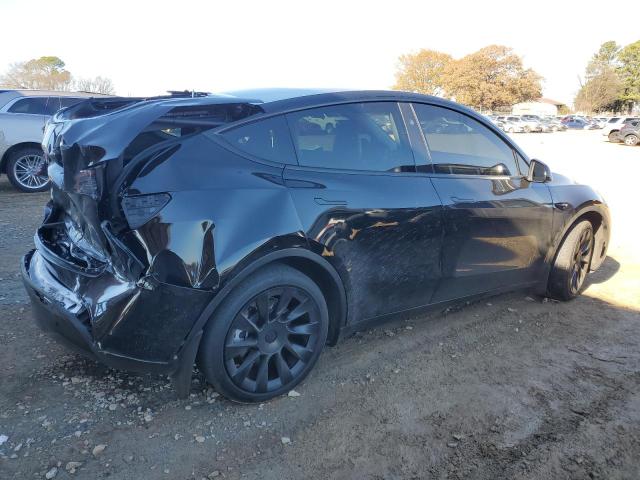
[191,248,346,349]
[1,141,43,173]
[548,205,610,276]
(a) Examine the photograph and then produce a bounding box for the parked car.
[616,120,640,146]
[593,117,609,129]
[502,116,541,133]
[0,90,108,192]
[562,117,599,130]
[543,118,567,131]
[501,119,525,133]
[603,116,640,142]
[22,89,610,402]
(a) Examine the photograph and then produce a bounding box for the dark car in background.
[562,117,599,130]
[0,90,107,192]
[616,120,640,146]
[22,89,610,402]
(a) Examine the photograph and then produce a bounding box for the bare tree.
[73,76,115,95]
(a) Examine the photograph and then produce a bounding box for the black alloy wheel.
[548,220,594,300]
[198,265,328,402]
[224,286,322,394]
[568,226,593,295]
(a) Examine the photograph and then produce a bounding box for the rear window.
[220,115,296,164]
[608,117,620,123]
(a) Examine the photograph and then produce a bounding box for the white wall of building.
[512,101,558,116]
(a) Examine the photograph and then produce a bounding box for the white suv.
[603,116,640,142]
[0,90,104,192]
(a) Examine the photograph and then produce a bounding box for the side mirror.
[526,159,552,183]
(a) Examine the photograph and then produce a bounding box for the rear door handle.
[554,202,570,211]
[314,197,347,206]
[450,196,474,203]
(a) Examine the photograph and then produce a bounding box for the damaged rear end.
[22,94,262,386]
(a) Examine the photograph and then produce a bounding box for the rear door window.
[286,102,414,172]
[413,103,520,176]
[7,97,49,115]
[220,115,296,164]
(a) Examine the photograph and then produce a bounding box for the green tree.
[0,56,72,90]
[574,69,621,113]
[443,45,542,111]
[588,40,620,75]
[393,49,452,96]
[617,40,640,110]
[574,41,623,113]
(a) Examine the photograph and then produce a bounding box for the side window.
[286,102,414,172]
[220,115,296,164]
[44,97,62,115]
[413,103,520,176]
[7,97,49,115]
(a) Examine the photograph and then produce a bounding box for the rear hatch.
[40,94,263,280]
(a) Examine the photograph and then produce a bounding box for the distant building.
[512,98,566,116]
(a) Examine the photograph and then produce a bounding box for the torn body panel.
[24,96,309,372]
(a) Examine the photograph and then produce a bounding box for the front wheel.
[6,147,50,192]
[608,131,620,143]
[548,220,594,301]
[624,134,639,146]
[197,265,329,402]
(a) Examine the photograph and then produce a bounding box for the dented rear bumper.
[22,244,213,374]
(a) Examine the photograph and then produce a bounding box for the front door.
[411,103,554,302]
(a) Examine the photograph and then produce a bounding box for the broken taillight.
[121,193,171,229]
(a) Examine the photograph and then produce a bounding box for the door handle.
[450,196,474,204]
[314,197,347,206]
[554,202,570,211]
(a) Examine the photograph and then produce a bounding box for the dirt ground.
[1,130,639,480]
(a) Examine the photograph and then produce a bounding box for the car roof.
[0,89,111,108]
[217,88,483,119]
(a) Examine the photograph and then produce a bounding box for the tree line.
[392,45,542,112]
[574,40,640,114]
[0,56,115,95]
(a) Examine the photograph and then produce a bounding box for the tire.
[6,147,50,192]
[197,264,329,402]
[524,126,531,133]
[624,134,639,146]
[608,131,620,143]
[547,220,594,301]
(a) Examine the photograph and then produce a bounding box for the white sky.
[0,0,637,105]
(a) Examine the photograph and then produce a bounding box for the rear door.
[411,103,554,302]
[282,102,444,324]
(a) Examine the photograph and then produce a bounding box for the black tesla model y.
[22,89,610,402]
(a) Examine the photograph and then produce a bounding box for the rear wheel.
[197,265,328,402]
[6,147,50,192]
[624,134,639,146]
[548,220,594,301]
[608,131,620,143]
